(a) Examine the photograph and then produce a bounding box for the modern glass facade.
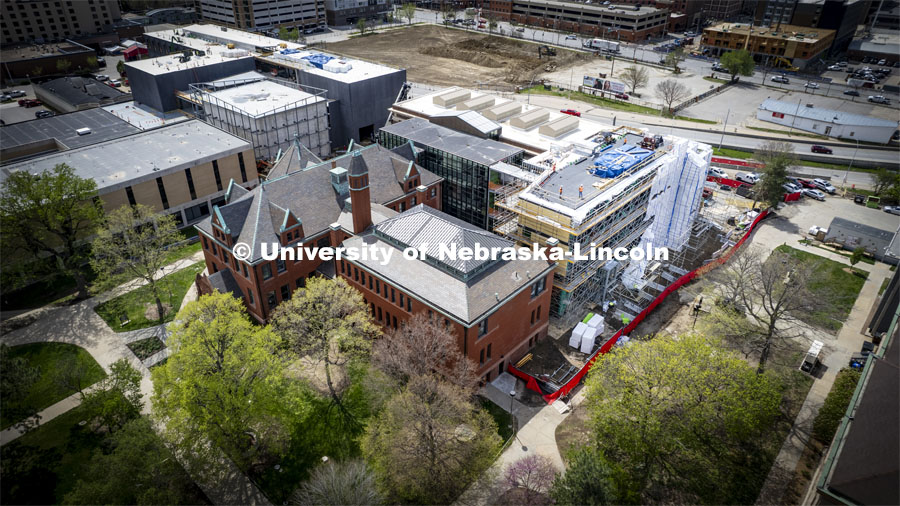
[380,130,523,230]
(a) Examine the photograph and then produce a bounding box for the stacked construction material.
[580,314,605,354]
[570,322,588,348]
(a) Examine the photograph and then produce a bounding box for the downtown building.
[198,0,326,30]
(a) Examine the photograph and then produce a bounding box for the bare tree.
[399,2,416,24]
[290,459,382,505]
[441,1,457,23]
[702,246,840,373]
[655,79,690,115]
[619,65,649,93]
[504,455,558,505]
[373,313,479,393]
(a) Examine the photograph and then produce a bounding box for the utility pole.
[719,108,730,149]
[788,98,802,135]
[843,138,860,186]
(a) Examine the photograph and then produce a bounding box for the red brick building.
[340,205,555,384]
[195,139,442,323]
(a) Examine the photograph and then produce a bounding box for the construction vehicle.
[538,45,556,59]
[773,56,799,72]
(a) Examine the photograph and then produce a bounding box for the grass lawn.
[0,406,204,505]
[774,245,867,331]
[522,86,717,124]
[94,261,206,333]
[127,336,166,360]
[711,147,870,172]
[703,76,730,84]
[479,396,514,441]
[879,276,890,296]
[1,343,105,430]
[798,240,876,265]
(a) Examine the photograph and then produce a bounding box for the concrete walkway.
[753,237,892,504]
[0,254,269,505]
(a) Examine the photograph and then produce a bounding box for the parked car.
[844,89,860,96]
[719,184,733,192]
[96,56,106,67]
[565,34,577,40]
[838,62,848,67]
[878,59,887,66]
[18,98,41,107]
[811,145,833,154]
[783,183,801,194]
[804,82,819,89]
[515,27,525,32]
[614,92,629,100]
[797,178,816,188]
[884,206,900,216]
[868,95,890,104]
[803,188,826,200]
[702,187,713,199]
[827,64,841,70]
[560,109,581,117]
[0,94,11,102]
[736,172,760,184]
[3,90,26,98]
[712,63,725,72]
[109,79,122,87]
[771,75,789,84]
[708,167,727,178]
[95,74,109,81]
[35,110,54,118]
[812,178,836,194]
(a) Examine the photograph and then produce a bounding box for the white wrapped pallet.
[587,314,604,329]
[570,323,588,348]
[580,326,598,354]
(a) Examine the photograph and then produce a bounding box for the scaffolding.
[188,76,330,162]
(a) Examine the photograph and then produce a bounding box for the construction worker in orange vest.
[579,184,584,199]
[559,186,563,197]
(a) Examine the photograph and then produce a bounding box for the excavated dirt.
[326,24,590,87]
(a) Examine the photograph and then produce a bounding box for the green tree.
[63,417,200,505]
[665,47,685,73]
[719,49,755,82]
[0,163,102,299]
[56,59,72,74]
[363,375,501,503]
[151,292,300,471]
[755,140,795,208]
[0,344,41,430]
[850,246,866,267]
[400,2,416,24]
[288,27,300,41]
[583,333,781,503]
[116,59,126,76]
[812,368,861,444]
[81,358,143,433]
[270,277,378,423]
[619,66,649,93]
[550,448,622,506]
[289,459,382,505]
[357,18,368,35]
[873,168,900,198]
[85,56,98,69]
[91,204,183,323]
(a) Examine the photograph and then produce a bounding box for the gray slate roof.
[380,117,523,167]
[344,206,553,324]
[375,204,512,275]
[265,137,322,179]
[37,76,129,106]
[759,99,899,128]
[207,269,244,299]
[196,142,441,263]
[825,216,897,257]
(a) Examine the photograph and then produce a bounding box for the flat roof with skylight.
[205,79,326,117]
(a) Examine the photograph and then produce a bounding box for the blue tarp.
[279,48,302,55]
[590,144,653,178]
[302,53,334,69]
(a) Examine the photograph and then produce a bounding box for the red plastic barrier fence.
[710,157,765,170]
[784,192,802,202]
[510,210,769,404]
[707,176,746,188]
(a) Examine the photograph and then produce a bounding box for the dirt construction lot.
[327,24,591,87]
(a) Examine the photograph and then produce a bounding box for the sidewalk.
[0,253,269,505]
[754,244,891,504]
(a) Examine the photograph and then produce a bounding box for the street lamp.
[509,389,527,451]
[718,108,730,149]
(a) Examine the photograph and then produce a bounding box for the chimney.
[347,150,372,234]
